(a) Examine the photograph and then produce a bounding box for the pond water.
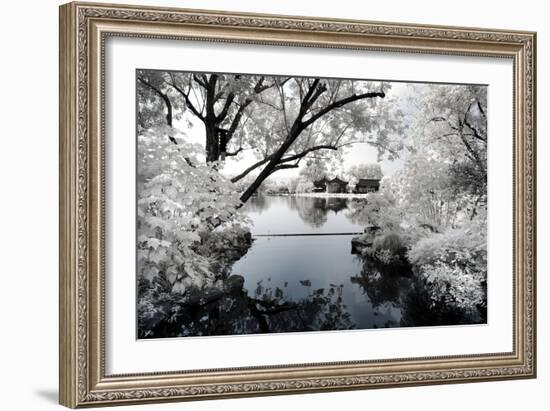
[231,195,407,331]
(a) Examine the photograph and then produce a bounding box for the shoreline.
[262,192,370,199]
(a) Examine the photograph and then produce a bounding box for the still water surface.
[232,195,405,330]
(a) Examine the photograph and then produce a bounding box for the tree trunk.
[239,124,303,203]
[205,123,219,163]
[204,75,220,163]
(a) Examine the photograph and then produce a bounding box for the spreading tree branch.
[192,74,208,88]
[169,81,205,121]
[138,77,173,127]
[225,147,245,157]
[216,92,235,122]
[302,91,385,129]
[278,145,339,164]
[237,88,385,203]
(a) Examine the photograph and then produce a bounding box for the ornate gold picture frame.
[59,1,536,408]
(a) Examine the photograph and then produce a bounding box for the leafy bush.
[408,224,486,312]
[363,232,409,266]
[137,127,250,295]
[192,225,252,276]
[420,262,486,311]
[408,225,485,268]
[346,191,402,232]
[295,178,315,193]
[373,232,406,255]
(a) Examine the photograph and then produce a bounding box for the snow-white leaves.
[346,163,383,183]
[409,221,487,311]
[344,83,488,315]
[136,128,249,292]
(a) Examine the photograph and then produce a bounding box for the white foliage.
[137,127,248,292]
[409,220,487,311]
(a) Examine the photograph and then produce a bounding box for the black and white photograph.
[136,69,488,339]
[1,0,543,408]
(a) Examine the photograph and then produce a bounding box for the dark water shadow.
[139,276,355,338]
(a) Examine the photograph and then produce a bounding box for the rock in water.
[351,234,373,254]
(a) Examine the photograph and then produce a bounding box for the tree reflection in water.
[287,196,348,228]
[350,259,412,310]
[139,276,354,338]
[351,258,485,328]
[246,195,356,229]
[246,195,270,213]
